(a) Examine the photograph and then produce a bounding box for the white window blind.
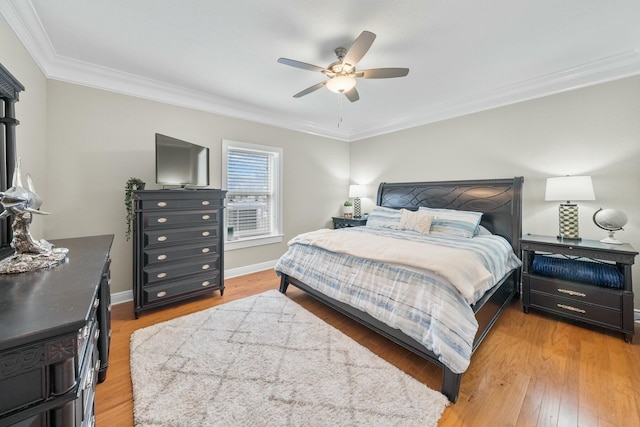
[223,140,282,246]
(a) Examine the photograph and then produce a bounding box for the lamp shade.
[348,184,367,198]
[545,176,595,202]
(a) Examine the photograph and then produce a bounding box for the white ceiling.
[2,0,640,141]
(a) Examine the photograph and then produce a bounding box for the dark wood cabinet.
[133,189,226,318]
[0,235,113,427]
[332,216,368,229]
[521,234,637,342]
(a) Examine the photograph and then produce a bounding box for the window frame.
[222,139,283,251]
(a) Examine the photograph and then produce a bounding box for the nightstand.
[332,216,368,229]
[521,234,638,342]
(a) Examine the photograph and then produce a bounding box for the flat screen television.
[155,134,210,187]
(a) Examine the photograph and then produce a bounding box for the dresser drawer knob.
[157,217,168,223]
[157,201,168,207]
[202,215,210,220]
[157,254,167,261]
[157,272,167,279]
[202,281,210,287]
[557,303,586,314]
[93,298,100,309]
[202,201,210,206]
[158,236,167,242]
[202,264,210,270]
[201,248,210,253]
[202,231,210,237]
[157,291,167,298]
[557,288,586,297]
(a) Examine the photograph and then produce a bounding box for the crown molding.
[3,1,639,142]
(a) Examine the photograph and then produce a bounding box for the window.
[222,140,283,250]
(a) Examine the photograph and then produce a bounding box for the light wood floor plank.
[95,270,640,427]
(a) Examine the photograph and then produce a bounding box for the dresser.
[521,234,637,342]
[0,235,113,427]
[133,189,226,318]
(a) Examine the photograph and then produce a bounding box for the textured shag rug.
[130,290,448,426]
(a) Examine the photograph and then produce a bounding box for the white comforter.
[289,228,493,304]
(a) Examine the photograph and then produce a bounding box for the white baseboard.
[111,260,279,306]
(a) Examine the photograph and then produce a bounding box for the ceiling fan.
[277,31,409,102]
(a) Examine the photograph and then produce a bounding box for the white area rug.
[130,290,448,426]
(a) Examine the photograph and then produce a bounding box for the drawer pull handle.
[557,303,586,314]
[202,215,210,220]
[202,201,210,206]
[157,217,168,223]
[157,272,167,279]
[202,264,210,270]
[202,281,210,287]
[157,201,168,207]
[202,231,210,237]
[157,291,167,298]
[157,254,167,261]
[557,288,586,297]
[158,236,167,242]
[202,247,210,253]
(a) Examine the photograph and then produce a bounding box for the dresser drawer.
[143,209,220,229]
[140,197,222,210]
[529,291,622,328]
[144,225,218,248]
[143,256,220,285]
[143,273,221,303]
[524,274,621,308]
[144,242,218,266]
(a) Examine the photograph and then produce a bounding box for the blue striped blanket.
[274,226,521,374]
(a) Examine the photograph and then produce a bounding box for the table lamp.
[545,176,595,240]
[348,185,367,218]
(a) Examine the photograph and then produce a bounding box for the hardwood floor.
[96,270,640,427]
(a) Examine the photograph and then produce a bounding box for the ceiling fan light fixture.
[326,75,356,94]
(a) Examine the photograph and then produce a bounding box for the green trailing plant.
[343,200,353,207]
[124,177,145,240]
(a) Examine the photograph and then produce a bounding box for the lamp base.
[558,203,580,240]
[353,197,362,218]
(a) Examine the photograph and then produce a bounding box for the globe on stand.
[592,208,628,245]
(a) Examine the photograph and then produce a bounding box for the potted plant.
[343,200,354,218]
[124,177,145,240]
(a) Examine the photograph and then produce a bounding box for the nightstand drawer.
[524,274,621,308]
[529,291,622,328]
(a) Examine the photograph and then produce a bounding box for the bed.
[276,177,524,402]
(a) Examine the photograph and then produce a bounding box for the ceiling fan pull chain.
[337,93,343,128]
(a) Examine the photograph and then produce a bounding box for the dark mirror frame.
[0,62,25,259]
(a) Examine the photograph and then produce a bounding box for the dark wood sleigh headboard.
[376,177,524,255]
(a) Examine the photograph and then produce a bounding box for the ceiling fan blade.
[342,31,376,67]
[293,81,327,98]
[277,58,327,73]
[344,87,359,102]
[356,68,410,79]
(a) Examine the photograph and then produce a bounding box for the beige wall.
[43,81,349,294]
[0,15,48,238]
[351,76,640,306]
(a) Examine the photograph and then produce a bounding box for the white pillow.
[399,209,435,235]
[400,209,434,234]
[418,207,483,238]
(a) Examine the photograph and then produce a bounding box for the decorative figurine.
[0,159,68,273]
